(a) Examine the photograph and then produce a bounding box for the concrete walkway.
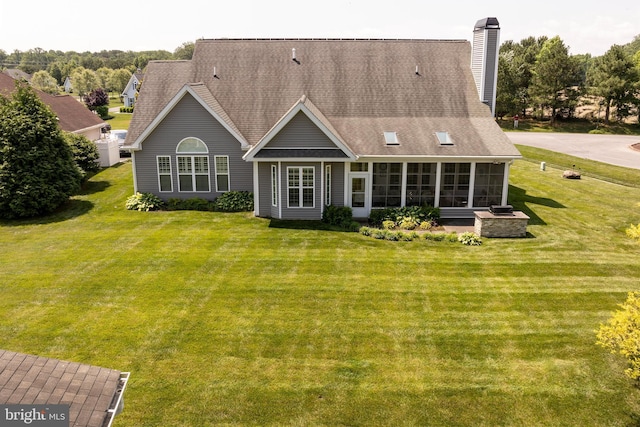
[506,132,640,170]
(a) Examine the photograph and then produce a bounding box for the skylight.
[436,131,453,145]
[384,131,399,145]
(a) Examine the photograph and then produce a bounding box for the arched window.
[176,137,210,192]
[176,137,208,153]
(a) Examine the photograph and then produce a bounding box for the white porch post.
[400,162,407,207]
[434,162,442,207]
[252,162,259,216]
[501,161,511,206]
[278,162,283,219]
[468,162,477,208]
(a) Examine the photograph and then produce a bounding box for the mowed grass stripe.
[2,155,640,425]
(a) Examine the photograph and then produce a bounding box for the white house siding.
[133,93,253,199]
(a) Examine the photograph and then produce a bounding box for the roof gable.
[128,83,248,150]
[244,95,356,161]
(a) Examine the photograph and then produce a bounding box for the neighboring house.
[124,17,521,220]
[0,349,129,427]
[0,73,106,141]
[2,68,31,81]
[121,69,143,107]
[63,76,72,93]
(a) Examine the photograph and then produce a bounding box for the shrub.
[368,205,440,227]
[125,192,165,211]
[372,229,387,239]
[213,191,253,212]
[64,132,100,178]
[323,205,353,227]
[626,224,640,242]
[359,226,372,236]
[167,198,214,211]
[120,106,134,113]
[597,292,640,382]
[458,232,482,246]
[418,221,433,230]
[95,105,110,119]
[385,231,401,241]
[400,232,414,241]
[382,220,396,230]
[346,221,361,232]
[399,216,418,230]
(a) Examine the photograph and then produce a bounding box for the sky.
[1,0,639,57]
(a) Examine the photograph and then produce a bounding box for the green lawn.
[2,153,640,426]
[498,117,640,135]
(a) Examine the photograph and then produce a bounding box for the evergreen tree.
[587,45,639,124]
[0,81,82,219]
[530,36,581,124]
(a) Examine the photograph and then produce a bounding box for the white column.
[501,161,511,206]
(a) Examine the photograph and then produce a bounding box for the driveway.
[506,132,640,170]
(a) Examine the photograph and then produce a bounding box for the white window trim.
[325,165,332,206]
[214,155,230,192]
[177,155,210,192]
[271,165,278,207]
[287,166,315,209]
[176,137,209,154]
[156,155,173,192]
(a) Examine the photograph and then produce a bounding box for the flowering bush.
[125,192,166,211]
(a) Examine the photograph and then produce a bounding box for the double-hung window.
[288,167,314,208]
[215,156,229,192]
[157,156,173,192]
[176,137,210,192]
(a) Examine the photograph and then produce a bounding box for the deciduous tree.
[70,66,99,97]
[30,70,59,95]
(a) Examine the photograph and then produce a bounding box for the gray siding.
[134,93,253,200]
[280,162,322,220]
[267,112,337,149]
[326,162,345,207]
[256,162,273,217]
[483,30,499,112]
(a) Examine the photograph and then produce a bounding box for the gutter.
[104,372,130,427]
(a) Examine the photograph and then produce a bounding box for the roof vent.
[292,48,300,64]
[436,131,453,145]
[213,66,219,79]
[415,65,420,76]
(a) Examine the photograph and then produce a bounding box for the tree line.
[497,34,640,125]
[3,35,640,125]
[0,42,195,96]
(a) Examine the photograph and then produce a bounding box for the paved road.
[506,132,640,170]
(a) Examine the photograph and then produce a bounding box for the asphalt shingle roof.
[0,349,126,427]
[127,38,520,158]
[0,73,105,134]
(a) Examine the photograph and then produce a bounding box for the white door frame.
[348,172,370,218]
